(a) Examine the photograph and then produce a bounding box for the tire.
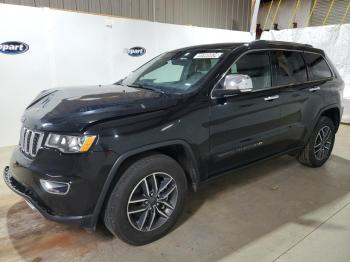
[298,116,335,167]
[104,153,188,245]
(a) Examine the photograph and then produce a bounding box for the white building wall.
[0,4,254,147]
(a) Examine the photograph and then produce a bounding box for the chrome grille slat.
[28,131,34,156]
[23,129,29,153]
[36,134,45,156]
[21,128,27,152]
[19,128,24,151]
[19,127,43,158]
[32,133,40,155]
[26,131,32,153]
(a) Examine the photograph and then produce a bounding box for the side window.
[228,51,271,91]
[184,58,219,84]
[303,53,332,80]
[272,51,307,86]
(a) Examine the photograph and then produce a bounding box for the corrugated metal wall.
[0,0,252,31]
[310,0,350,26]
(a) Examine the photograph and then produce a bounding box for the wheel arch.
[91,140,200,228]
[320,107,341,132]
[303,104,341,146]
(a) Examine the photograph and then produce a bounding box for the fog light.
[40,179,70,195]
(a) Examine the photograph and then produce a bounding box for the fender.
[90,139,200,228]
[303,103,341,144]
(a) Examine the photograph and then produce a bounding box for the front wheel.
[298,116,335,167]
[104,154,187,245]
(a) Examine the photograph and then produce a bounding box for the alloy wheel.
[127,172,178,232]
[314,126,333,161]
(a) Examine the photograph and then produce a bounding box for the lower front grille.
[19,127,44,158]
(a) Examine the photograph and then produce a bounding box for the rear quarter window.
[303,53,333,80]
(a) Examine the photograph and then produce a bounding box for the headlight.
[45,134,96,153]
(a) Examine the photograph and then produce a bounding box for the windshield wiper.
[127,84,165,94]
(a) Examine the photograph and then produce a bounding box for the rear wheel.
[298,116,335,167]
[104,154,187,245]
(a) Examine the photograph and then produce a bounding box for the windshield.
[120,49,230,94]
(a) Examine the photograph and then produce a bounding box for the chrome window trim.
[210,48,335,99]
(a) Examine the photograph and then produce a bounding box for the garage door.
[310,0,350,26]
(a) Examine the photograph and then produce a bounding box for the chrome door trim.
[264,95,279,101]
[309,86,321,92]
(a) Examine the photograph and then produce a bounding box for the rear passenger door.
[274,50,331,150]
[303,52,335,137]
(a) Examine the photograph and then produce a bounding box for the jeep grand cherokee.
[4,40,344,245]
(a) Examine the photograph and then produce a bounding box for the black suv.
[4,40,344,245]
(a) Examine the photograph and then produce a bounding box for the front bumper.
[3,146,118,228]
[3,166,92,226]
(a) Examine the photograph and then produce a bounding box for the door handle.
[264,95,279,101]
[309,86,320,92]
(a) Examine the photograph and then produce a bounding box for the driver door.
[208,50,284,176]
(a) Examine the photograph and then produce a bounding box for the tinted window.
[303,53,332,80]
[229,51,271,91]
[272,51,307,86]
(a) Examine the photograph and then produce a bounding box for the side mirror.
[212,74,253,98]
[224,74,253,92]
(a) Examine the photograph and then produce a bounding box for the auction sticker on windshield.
[194,53,223,59]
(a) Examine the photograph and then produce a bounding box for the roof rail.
[249,40,313,48]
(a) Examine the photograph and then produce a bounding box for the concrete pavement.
[0,125,349,262]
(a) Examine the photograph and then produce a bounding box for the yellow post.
[307,0,319,26]
[263,0,274,30]
[341,0,350,24]
[271,0,282,29]
[323,0,335,25]
[289,0,301,28]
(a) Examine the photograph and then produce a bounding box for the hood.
[22,85,179,132]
